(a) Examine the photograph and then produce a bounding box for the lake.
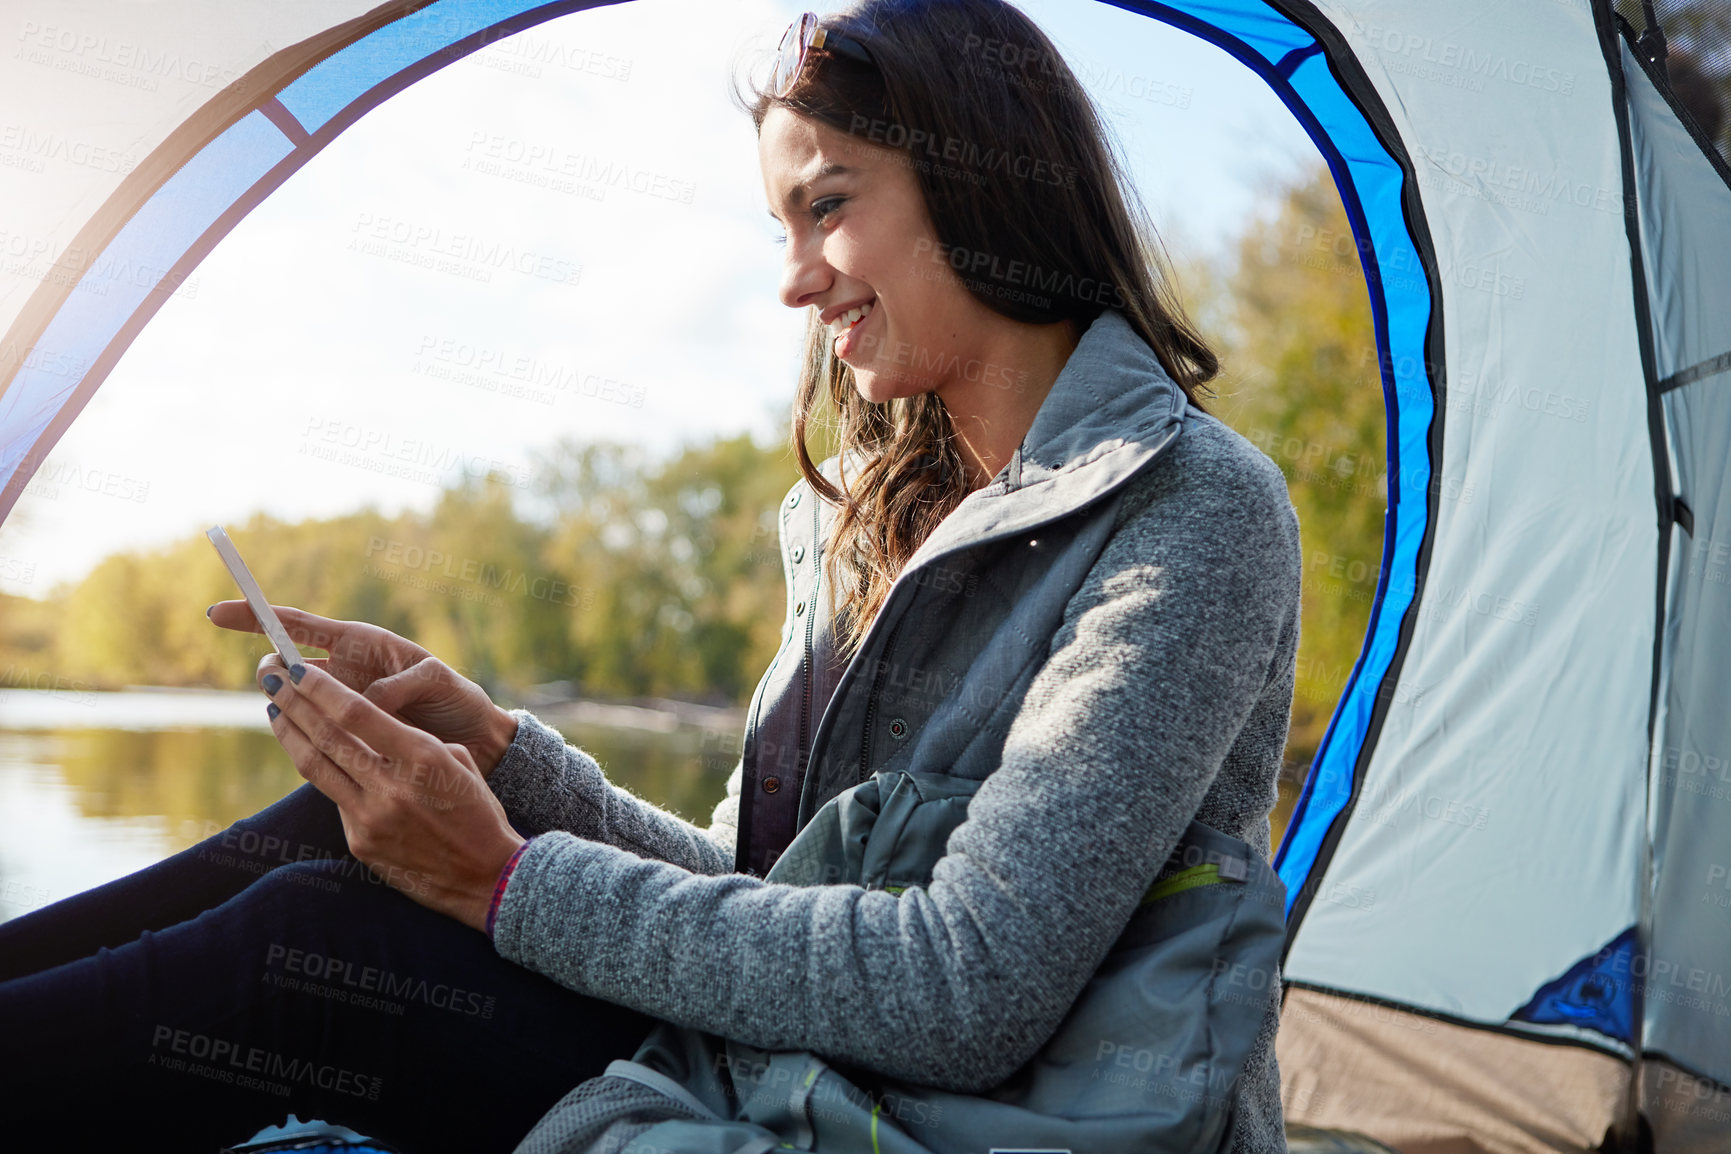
[0,687,739,924]
[0,687,1300,925]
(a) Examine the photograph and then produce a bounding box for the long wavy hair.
[735,0,1219,658]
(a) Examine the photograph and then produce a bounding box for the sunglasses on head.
[771,11,877,98]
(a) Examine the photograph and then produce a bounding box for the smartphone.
[206,525,305,668]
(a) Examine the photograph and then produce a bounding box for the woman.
[0,1,1302,1152]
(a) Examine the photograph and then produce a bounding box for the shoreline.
[0,685,746,736]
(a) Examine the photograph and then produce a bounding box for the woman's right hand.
[207,601,520,780]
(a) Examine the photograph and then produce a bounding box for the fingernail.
[262,673,282,696]
[266,702,281,721]
[288,663,305,685]
[205,604,214,619]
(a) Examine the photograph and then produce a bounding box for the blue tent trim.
[0,0,1440,938]
[1509,925,1639,1045]
[0,110,294,481]
[1107,0,1440,925]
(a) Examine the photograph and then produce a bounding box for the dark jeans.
[0,782,661,1154]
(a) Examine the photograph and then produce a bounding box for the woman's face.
[759,105,981,405]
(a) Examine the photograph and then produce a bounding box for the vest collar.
[892,307,1191,571]
[792,309,1194,826]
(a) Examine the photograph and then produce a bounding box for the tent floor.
[1287,1124,1402,1153]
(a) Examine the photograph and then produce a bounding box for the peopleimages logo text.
[846,115,1077,188]
[911,238,1125,309]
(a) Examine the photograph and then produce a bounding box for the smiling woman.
[748,0,1219,657]
[481,1,1299,1152]
[0,2,1301,1153]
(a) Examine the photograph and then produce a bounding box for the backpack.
[588,767,1287,1154]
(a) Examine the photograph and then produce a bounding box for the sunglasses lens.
[771,12,817,97]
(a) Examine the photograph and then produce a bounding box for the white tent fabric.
[2,1,1727,1151]
[1626,26,1731,1126]
[1279,0,1654,1036]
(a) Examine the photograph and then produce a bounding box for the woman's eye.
[770,198,844,247]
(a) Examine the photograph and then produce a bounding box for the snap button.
[888,717,908,739]
[791,544,805,563]
[788,491,801,508]
[763,776,780,793]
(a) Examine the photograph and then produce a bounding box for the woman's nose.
[778,234,830,311]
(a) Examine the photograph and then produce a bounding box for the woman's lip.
[833,303,876,359]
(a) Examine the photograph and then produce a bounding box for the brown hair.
[735,0,1218,658]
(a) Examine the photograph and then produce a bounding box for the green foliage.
[32,436,800,705]
[1203,161,1386,776]
[531,431,800,702]
[0,587,64,689]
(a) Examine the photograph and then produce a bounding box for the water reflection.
[56,727,305,836]
[0,691,737,924]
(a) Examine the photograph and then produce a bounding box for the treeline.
[2,163,1384,773]
[1203,162,1385,771]
[1,432,811,705]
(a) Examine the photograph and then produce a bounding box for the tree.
[1204,162,1387,779]
[531,432,799,702]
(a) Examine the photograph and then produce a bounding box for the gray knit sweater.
[486,409,1301,1154]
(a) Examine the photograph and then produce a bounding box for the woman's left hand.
[259,659,526,933]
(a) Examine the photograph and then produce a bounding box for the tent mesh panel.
[1616,0,1731,163]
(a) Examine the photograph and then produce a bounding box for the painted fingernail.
[288,663,305,685]
[262,673,282,696]
[266,702,281,721]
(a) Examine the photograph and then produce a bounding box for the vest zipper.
[796,496,822,790]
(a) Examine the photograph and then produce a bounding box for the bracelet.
[486,838,534,938]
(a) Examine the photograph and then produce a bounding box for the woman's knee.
[210,783,350,866]
[242,857,405,921]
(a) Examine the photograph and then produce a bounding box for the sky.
[0,0,1322,598]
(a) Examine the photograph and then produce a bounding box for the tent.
[2,1,1726,1151]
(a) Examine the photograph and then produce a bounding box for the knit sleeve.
[485,708,739,876]
[489,440,1301,1093]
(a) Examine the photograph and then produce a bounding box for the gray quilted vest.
[591,310,1287,1154]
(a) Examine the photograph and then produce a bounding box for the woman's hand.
[259,659,526,932]
[208,601,520,779]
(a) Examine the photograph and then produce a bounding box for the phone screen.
[206,525,305,668]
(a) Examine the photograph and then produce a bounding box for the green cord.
[1142,862,1224,904]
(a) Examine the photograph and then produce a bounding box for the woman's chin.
[850,371,890,405]
[852,369,928,405]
